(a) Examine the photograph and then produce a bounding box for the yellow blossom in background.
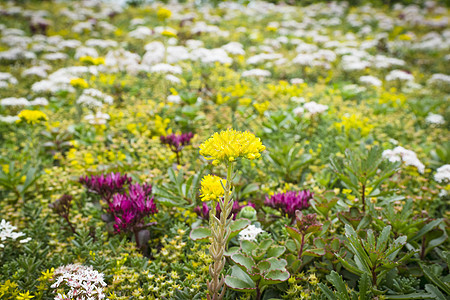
[253,101,270,115]
[199,175,226,201]
[79,56,105,65]
[17,110,48,125]
[157,7,172,21]
[199,128,266,165]
[238,97,252,106]
[335,114,374,137]
[161,30,177,38]
[70,78,89,89]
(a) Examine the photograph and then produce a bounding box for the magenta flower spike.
[265,190,313,221]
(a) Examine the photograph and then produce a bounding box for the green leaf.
[358,273,370,300]
[265,257,287,271]
[240,240,258,255]
[262,269,290,284]
[376,225,391,252]
[231,253,255,273]
[318,283,337,300]
[420,263,450,295]
[410,219,442,242]
[424,284,447,300]
[326,271,350,300]
[266,246,285,258]
[303,248,325,257]
[225,265,256,290]
[286,226,303,246]
[189,227,211,241]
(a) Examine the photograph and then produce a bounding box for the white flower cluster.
[239,225,265,242]
[427,73,450,85]
[385,70,414,82]
[0,219,32,248]
[382,146,425,174]
[51,264,107,300]
[241,68,271,78]
[434,164,450,183]
[0,72,18,88]
[359,75,382,87]
[425,113,445,125]
[84,111,110,125]
[303,101,329,115]
[76,88,113,108]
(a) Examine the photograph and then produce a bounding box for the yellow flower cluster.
[157,7,172,21]
[253,101,270,115]
[199,128,265,165]
[70,78,89,89]
[80,56,105,65]
[335,114,374,137]
[161,30,176,38]
[199,175,226,201]
[17,110,48,125]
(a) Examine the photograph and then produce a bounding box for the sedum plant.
[336,224,413,288]
[330,146,400,213]
[198,128,265,300]
[225,238,290,300]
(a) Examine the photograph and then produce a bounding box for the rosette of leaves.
[224,239,290,300]
[336,224,413,288]
[373,199,447,260]
[330,146,400,213]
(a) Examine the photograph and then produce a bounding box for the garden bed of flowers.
[0,0,449,299]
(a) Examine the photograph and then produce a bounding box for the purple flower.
[265,190,313,220]
[160,132,194,153]
[194,201,255,221]
[79,172,132,203]
[110,183,158,233]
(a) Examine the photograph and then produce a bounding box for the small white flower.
[434,164,450,183]
[239,225,265,242]
[303,101,328,115]
[425,113,445,125]
[382,146,425,174]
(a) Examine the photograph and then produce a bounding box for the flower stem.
[207,163,233,300]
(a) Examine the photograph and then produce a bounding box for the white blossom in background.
[428,73,450,85]
[0,97,30,107]
[0,72,18,87]
[239,225,265,242]
[303,101,328,115]
[434,164,450,183]
[165,74,181,83]
[0,115,20,123]
[167,94,181,104]
[385,70,414,82]
[0,219,32,248]
[51,264,107,300]
[43,52,68,61]
[425,113,445,125]
[22,65,51,78]
[74,46,98,59]
[382,146,425,174]
[77,89,113,108]
[149,63,182,74]
[290,78,304,85]
[29,97,49,106]
[84,111,110,125]
[293,106,305,116]
[359,75,382,87]
[241,69,271,78]
[221,42,245,55]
